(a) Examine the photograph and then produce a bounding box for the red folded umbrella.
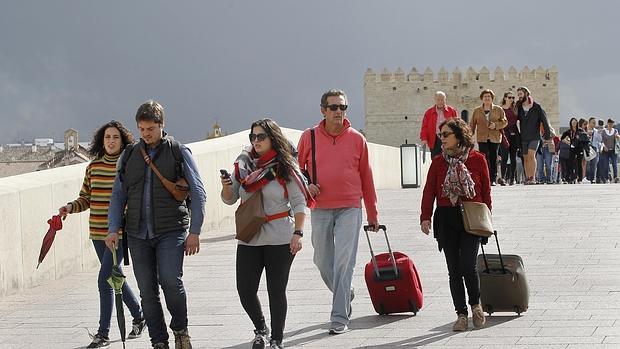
[36,215,64,269]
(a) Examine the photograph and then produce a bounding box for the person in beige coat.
[470,89,508,186]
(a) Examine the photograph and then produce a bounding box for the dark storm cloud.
[1,0,618,144]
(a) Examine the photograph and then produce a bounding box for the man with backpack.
[106,100,206,349]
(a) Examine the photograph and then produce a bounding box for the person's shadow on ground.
[354,314,520,348]
[220,314,520,348]
[220,314,412,349]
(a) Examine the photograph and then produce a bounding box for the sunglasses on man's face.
[249,133,269,142]
[324,104,348,111]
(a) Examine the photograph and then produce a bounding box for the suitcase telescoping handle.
[480,230,506,274]
[364,224,399,279]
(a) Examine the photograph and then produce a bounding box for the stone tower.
[207,122,225,140]
[364,66,559,147]
[64,128,79,151]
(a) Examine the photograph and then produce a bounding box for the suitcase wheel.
[408,300,418,316]
[378,304,387,315]
[484,304,493,316]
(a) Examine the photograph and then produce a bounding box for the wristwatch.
[293,230,304,237]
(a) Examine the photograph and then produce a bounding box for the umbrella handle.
[111,248,118,266]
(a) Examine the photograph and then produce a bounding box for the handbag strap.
[139,147,176,194]
[311,128,317,184]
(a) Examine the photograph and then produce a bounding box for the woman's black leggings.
[478,141,499,182]
[435,207,481,315]
[560,157,573,182]
[236,244,294,342]
[507,133,522,182]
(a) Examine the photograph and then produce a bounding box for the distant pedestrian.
[420,91,459,157]
[500,91,521,185]
[470,89,507,186]
[600,118,619,183]
[586,117,601,183]
[516,87,551,185]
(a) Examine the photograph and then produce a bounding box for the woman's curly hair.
[89,120,134,158]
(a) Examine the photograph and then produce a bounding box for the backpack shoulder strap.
[310,128,317,184]
[118,142,136,181]
[170,140,187,177]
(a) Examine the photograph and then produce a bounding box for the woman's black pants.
[435,206,481,315]
[236,244,294,342]
[478,141,499,183]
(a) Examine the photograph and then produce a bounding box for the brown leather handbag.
[460,201,494,237]
[234,190,266,243]
[140,147,190,202]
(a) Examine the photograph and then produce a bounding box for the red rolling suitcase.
[363,225,423,315]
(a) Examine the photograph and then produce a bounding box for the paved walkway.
[1,184,620,348]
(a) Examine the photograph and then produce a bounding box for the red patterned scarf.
[234,147,278,193]
[234,146,316,208]
[441,147,476,205]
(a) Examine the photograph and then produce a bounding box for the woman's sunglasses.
[249,133,269,142]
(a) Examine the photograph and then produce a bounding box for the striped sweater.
[70,153,121,240]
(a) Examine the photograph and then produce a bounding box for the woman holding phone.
[220,118,314,349]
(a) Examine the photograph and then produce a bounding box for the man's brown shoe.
[471,304,486,329]
[452,314,468,331]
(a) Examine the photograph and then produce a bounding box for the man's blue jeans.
[311,207,362,326]
[536,146,553,183]
[92,240,142,338]
[601,150,618,181]
[586,152,599,182]
[128,231,187,346]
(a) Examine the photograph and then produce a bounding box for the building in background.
[207,121,226,139]
[364,66,559,147]
[0,128,90,178]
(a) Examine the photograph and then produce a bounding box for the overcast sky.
[1,1,618,145]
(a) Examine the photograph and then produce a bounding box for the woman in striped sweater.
[58,121,144,348]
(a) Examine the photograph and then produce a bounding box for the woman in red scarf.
[220,118,313,349]
[420,118,492,332]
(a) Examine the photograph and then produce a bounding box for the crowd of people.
[421,88,620,186]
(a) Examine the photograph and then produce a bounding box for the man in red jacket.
[420,91,459,156]
[298,89,379,335]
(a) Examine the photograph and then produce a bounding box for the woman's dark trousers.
[435,207,481,315]
[236,244,295,342]
[478,141,499,183]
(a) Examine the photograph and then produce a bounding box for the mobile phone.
[220,169,231,179]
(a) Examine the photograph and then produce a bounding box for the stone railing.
[0,127,409,296]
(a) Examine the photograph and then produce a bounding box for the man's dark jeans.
[128,231,187,346]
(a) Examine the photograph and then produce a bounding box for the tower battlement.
[364,66,559,148]
[364,66,558,83]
